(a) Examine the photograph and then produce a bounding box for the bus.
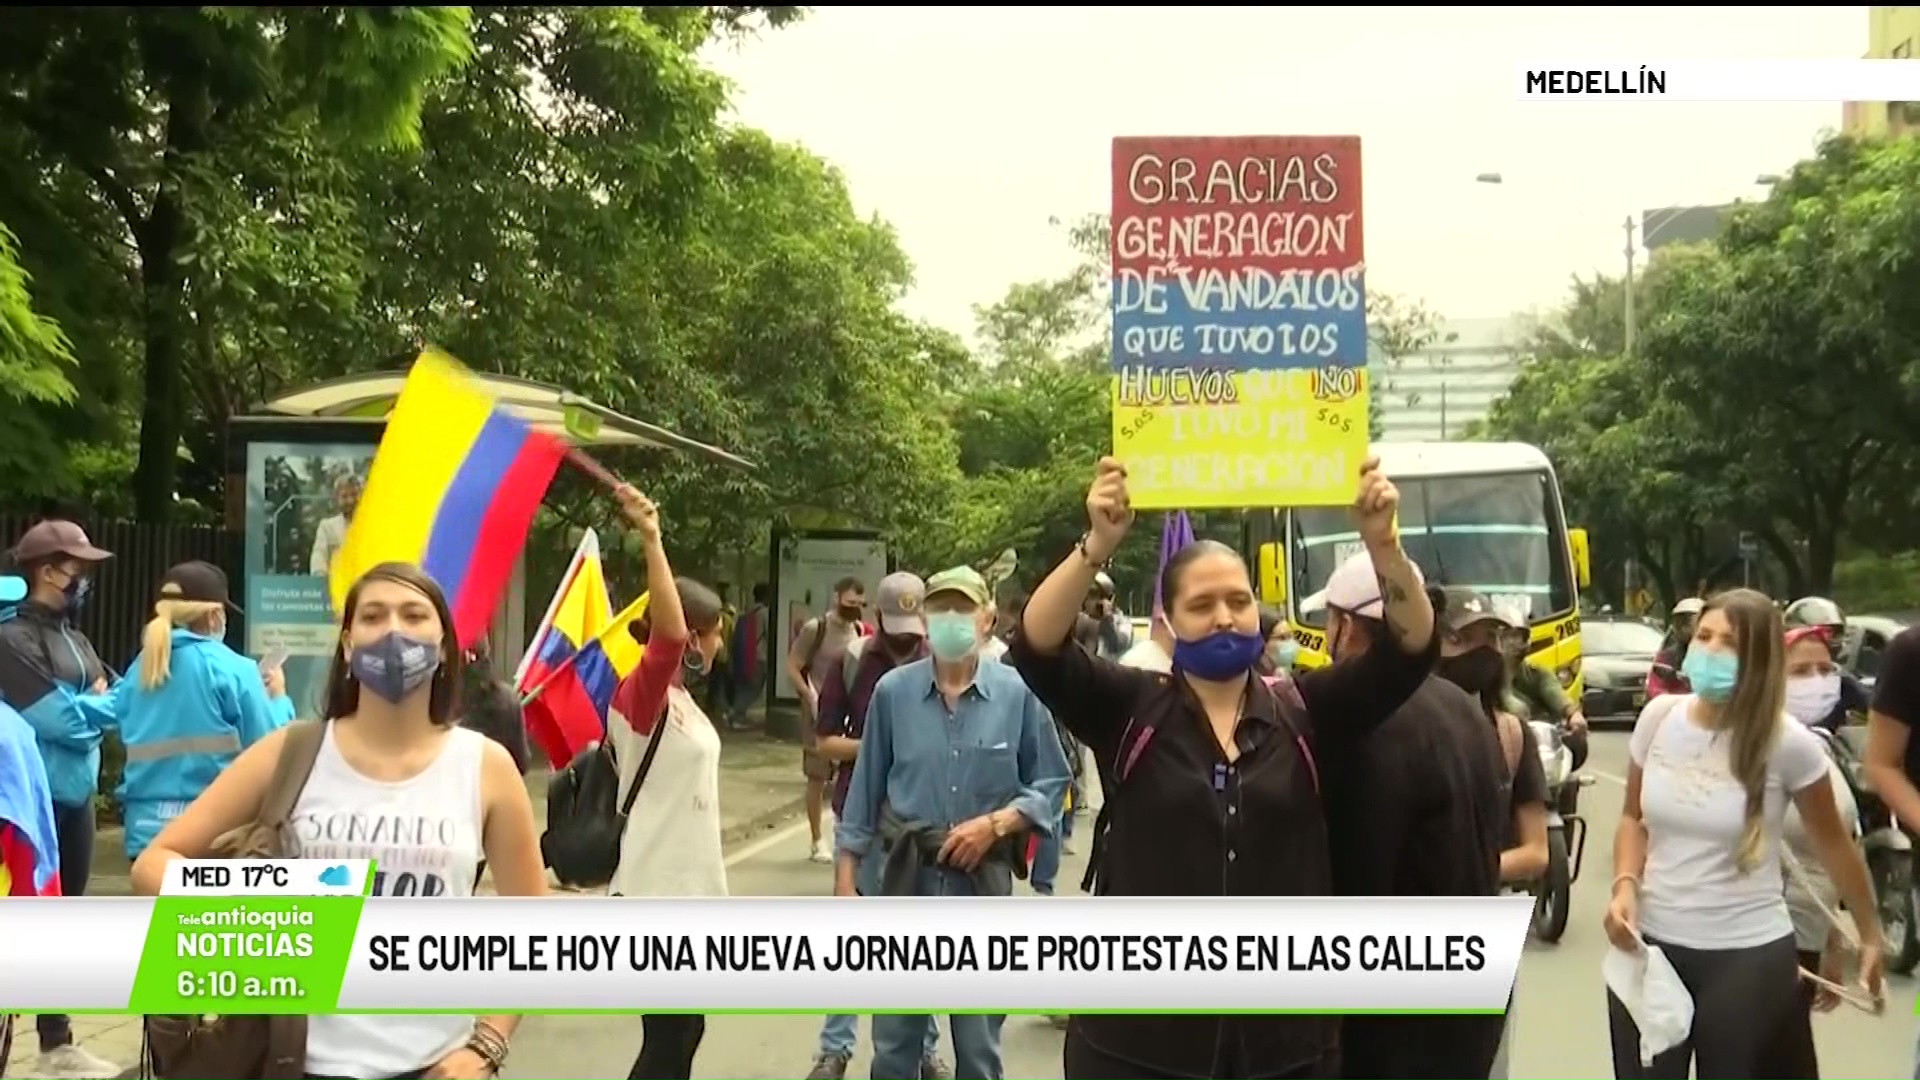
[1248,441,1592,694]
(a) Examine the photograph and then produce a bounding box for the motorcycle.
[1527,719,1593,944]
[1829,726,1920,974]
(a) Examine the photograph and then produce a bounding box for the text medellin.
[1525,68,1668,95]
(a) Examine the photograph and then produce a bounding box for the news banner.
[2,860,1534,1014]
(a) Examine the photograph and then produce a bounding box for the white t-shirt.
[1118,639,1171,674]
[1631,693,1829,950]
[293,725,486,1078]
[1783,754,1858,951]
[609,684,727,898]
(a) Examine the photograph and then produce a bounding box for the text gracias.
[366,932,1488,975]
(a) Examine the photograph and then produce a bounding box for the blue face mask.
[1682,646,1739,702]
[925,612,979,662]
[348,630,441,704]
[1173,629,1266,681]
[1269,639,1299,670]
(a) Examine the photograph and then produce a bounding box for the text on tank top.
[292,725,488,1078]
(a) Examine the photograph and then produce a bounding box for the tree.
[0,7,475,519]
[1482,134,1920,600]
[1366,292,1454,439]
[1640,135,1920,594]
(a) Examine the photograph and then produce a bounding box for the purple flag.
[1152,512,1196,620]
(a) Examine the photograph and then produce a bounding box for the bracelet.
[467,1021,509,1074]
[1074,533,1110,571]
[1610,872,1641,895]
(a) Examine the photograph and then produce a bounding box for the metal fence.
[0,515,240,673]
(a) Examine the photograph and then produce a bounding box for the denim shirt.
[836,656,1069,896]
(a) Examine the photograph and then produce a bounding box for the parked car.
[1842,613,1919,694]
[1579,615,1666,722]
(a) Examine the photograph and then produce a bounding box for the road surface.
[503,733,1919,1079]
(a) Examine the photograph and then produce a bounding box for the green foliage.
[1367,292,1454,440]
[1482,133,1920,601]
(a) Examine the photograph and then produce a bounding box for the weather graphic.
[317,864,351,888]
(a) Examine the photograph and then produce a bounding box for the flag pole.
[517,446,630,706]
[516,607,643,707]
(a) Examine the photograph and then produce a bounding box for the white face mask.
[1784,672,1842,725]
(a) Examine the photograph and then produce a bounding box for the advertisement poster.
[771,533,887,702]
[243,442,376,718]
[1109,135,1369,510]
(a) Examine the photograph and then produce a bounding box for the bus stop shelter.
[227,367,753,715]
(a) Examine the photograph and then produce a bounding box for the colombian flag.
[329,348,567,648]
[0,705,60,896]
[514,530,647,768]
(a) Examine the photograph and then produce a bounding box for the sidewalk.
[7,725,814,1079]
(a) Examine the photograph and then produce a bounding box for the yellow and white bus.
[1249,441,1592,693]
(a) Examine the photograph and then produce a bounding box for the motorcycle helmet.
[1784,596,1846,643]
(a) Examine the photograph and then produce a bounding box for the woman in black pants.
[1602,590,1884,1078]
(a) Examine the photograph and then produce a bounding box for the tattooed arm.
[1371,540,1435,656]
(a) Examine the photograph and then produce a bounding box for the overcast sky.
[702,6,1865,341]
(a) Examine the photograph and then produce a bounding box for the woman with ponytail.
[112,561,292,862]
[1602,588,1884,1078]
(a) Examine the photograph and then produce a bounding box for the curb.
[720,794,809,849]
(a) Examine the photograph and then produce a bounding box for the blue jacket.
[0,602,113,808]
[109,629,295,858]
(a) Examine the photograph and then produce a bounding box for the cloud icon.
[318,865,350,888]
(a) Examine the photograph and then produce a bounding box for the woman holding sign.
[1008,455,1438,1080]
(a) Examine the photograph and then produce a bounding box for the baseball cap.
[1322,549,1426,619]
[925,566,990,607]
[11,520,112,564]
[159,560,243,613]
[1436,586,1521,633]
[873,571,927,636]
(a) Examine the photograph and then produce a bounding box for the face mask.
[1268,640,1299,670]
[1681,647,1739,703]
[60,574,91,613]
[925,613,979,662]
[348,630,441,704]
[881,633,922,660]
[1173,629,1265,681]
[1439,646,1504,695]
[838,604,864,622]
[1785,672,1842,725]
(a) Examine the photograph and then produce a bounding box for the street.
[502,732,1920,1079]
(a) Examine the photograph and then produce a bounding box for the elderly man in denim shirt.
[835,566,1070,1080]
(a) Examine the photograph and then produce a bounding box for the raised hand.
[1351,454,1400,549]
[615,484,660,544]
[1085,457,1134,559]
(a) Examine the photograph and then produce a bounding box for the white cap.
[1323,549,1426,619]
[1672,597,1704,617]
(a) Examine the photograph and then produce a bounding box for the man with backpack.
[1314,567,1519,1080]
[786,576,870,863]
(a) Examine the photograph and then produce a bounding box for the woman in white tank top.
[597,491,729,1079]
[133,561,550,1079]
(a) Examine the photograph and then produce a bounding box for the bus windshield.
[1289,470,1574,629]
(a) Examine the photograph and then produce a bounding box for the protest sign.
[1110,136,1369,510]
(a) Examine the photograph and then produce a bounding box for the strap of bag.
[259,721,328,830]
[618,710,672,819]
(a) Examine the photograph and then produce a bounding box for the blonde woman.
[1603,588,1884,1079]
[112,561,292,862]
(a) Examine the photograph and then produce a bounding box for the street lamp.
[1476,172,1781,358]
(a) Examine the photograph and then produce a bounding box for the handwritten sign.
[1110,135,1369,509]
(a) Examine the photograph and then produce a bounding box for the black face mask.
[1439,646,1504,696]
[837,604,864,622]
[880,633,921,660]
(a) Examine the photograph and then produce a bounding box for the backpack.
[1080,674,1318,894]
[540,712,668,889]
[142,721,327,1080]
